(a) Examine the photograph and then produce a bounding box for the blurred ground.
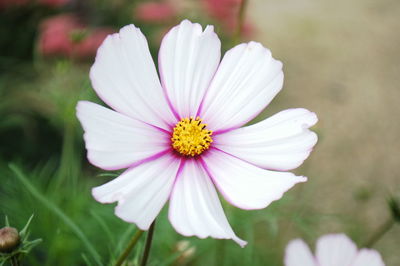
[249,0,400,264]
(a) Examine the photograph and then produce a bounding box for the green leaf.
[9,164,103,266]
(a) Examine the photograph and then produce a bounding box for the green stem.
[234,0,249,43]
[114,229,144,266]
[10,255,20,266]
[364,218,395,248]
[140,221,156,266]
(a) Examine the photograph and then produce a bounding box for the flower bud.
[0,227,20,253]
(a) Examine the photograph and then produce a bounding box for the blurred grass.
[1,0,399,264]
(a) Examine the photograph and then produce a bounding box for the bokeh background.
[1,0,399,265]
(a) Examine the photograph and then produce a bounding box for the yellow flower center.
[171,117,213,156]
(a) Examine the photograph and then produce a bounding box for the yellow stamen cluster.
[171,117,213,156]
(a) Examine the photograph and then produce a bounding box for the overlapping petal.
[200,41,283,132]
[214,108,318,171]
[201,149,306,210]
[159,20,221,119]
[315,234,358,266]
[90,24,176,129]
[168,159,247,247]
[76,101,170,170]
[92,155,181,230]
[352,249,385,266]
[285,239,316,266]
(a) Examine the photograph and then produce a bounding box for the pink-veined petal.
[285,239,317,266]
[168,159,246,247]
[315,234,358,266]
[201,149,306,210]
[92,154,181,230]
[352,249,385,266]
[214,108,318,171]
[76,101,170,170]
[159,20,221,119]
[90,24,176,130]
[200,41,283,132]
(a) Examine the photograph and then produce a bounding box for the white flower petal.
[352,249,385,266]
[92,155,181,230]
[168,159,246,247]
[90,24,176,129]
[76,101,170,170]
[285,239,317,266]
[159,20,221,118]
[201,149,306,210]
[200,41,283,132]
[214,108,318,171]
[315,234,358,266]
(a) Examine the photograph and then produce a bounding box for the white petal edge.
[92,154,181,230]
[90,24,176,130]
[200,41,284,132]
[168,159,247,247]
[315,234,358,266]
[159,19,221,119]
[214,108,318,171]
[201,149,307,210]
[352,248,385,266]
[76,101,170,170]
[284,239,317,266]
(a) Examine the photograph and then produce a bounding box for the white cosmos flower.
[76,20,318,247]
[285,234,385,266]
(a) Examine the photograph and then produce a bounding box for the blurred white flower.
[76,20,318,247]
[285,233,385,266]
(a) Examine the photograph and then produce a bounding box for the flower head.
[76,20,318,246]
[285,234,385,266]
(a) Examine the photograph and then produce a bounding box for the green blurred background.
[0,0,399,265]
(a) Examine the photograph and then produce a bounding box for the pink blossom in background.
[285,234,385,266]
[38,14,82,57]
[203,0,240,21]
[203,0,255,37]
[77,20,318,246]
[0,0,29,9]
[38,0,69,8]
[75,28,114,59]
[134,2,176,23]
[38,14,113,59]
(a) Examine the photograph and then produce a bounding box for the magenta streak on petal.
[126,149,172,169]
[198,155,248,210]
[169,159,186,198]
[92,149,172,171]
[195,60,221,118]
[157,39,182,122]
[89,63,174,130]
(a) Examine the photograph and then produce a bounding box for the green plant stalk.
[234,0,249,43]
[114,229,144,266]
[364,218,395,248]
[140,221,156,266]
[9,164,102,266]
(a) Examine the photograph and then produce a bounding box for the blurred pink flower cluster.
[38,15,114,59]
[134,2,177,23]
[203,0,253,37]
[0,0,68,9]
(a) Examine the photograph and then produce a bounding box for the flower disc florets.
[171,117,213,156]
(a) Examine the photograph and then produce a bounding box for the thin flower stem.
[364,218,395,248]
[234,0,249,43]
[140,220,156,266]
[10,255,20,266]
[114,229,144,266]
